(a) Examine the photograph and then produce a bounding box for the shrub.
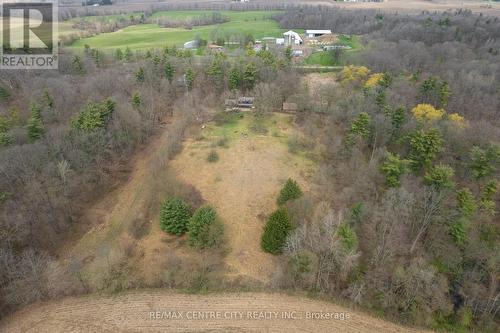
[0,191,8,203]
[349,202,365,224]
[350,112,371,139]
[381,152,408,187]
[27,104,45,143]
[72,103,104,132]
[277,178,303,205]
[450,218,468,245]
[135,67,145,83]
[345,112,372,148]
[408,129,443,171]
[0,86,10,101]
[160,198,191,235]
[72,99,116,133]
[337,223,358,250]
[188,206,222,249]
[261,208,292,254]
[424,164,455,189]
[131,93,141,109]
[216,136,229,148]
[364,73,384,89]
[411,104,445,122]
[207,150,219,163]
[469,144,500,180]
[456,188,476,218]
[0,132,12,146]
[287,133,304,154]
[479,181,498,214]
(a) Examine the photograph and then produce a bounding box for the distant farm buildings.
[183,40,199,49]
[306,30,332,38]
[283,30,303,45]
[207,44,224,52]
[262,37,277,44]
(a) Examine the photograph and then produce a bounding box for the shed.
[282,102,298,112]
[237,97,255,108]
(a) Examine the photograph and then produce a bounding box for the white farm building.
[283,30,303,45]
[306,30,332,38]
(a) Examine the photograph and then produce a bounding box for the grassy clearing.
[305,51,337,66]
[339,34,362,49]
[68,10,298,50]
[200,112,316,170]
[204,112,291,142]
[170,111,316,282]
[304,35,363,66]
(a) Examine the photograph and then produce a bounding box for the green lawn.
[304,35,363,66]
[304,51,337,66]
[338,34,362,50]
[69,10,298,50]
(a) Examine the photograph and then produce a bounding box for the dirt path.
[0,291,431,333]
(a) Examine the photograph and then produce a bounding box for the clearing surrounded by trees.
[1,2,499,332]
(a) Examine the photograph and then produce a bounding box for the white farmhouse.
[283,30,303,45]
[306,30,332,38]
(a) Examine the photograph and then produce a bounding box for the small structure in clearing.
[225,97,255,110]
[282,102,298,113]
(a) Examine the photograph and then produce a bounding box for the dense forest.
[0,5,499,332]
[0,42,294,315]
[276,7,500,332]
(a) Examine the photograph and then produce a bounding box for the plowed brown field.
[0,291,432,333]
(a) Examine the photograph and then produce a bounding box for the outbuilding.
[306,30,332,38]
[183,40,199,49]
[283,30,303,45]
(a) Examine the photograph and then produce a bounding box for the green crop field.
[68,10,300,50]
